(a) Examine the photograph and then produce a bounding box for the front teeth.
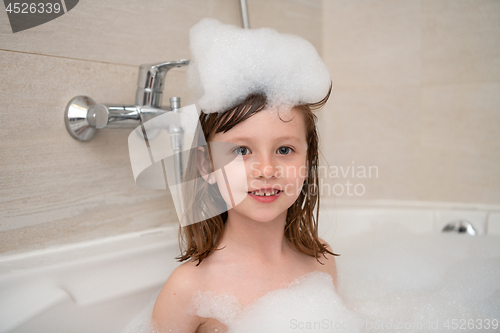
[250,190,280,196]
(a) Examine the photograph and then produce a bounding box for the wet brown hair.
[176,85,338,265]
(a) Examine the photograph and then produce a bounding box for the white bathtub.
[1,202,499,332]
[0,226,182,333]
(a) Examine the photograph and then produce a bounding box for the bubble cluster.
[187,18,331,114]
[122,224,499,333]
[193,271,362,333]
[191,290,242,325]
[335,223,500,332]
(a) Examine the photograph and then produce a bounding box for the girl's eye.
[277,146,293,155]
[233,146,251,156]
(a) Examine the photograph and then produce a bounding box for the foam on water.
[335,223,500,332]
[192,271,362,333]
[122,224,500,333]
[187,18,331,114]
[191,290,242,325]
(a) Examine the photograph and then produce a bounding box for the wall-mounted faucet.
[442,219,477,235]
[64,60,189,141]
[135,60,189,108]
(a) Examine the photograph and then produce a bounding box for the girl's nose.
[251,154,277,179]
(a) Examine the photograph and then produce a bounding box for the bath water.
[122,223,499,332]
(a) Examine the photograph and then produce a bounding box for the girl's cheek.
[244,158,259,178]
[290,157,308,180]
[282,163,307,196]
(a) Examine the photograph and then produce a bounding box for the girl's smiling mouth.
[247,188,283,203]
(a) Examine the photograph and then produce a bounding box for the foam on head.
[188,18,331,114]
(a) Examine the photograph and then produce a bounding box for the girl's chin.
[231,206,288,223]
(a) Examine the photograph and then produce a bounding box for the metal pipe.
[239,0,250,29]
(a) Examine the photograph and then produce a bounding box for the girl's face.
[209,107,308,223]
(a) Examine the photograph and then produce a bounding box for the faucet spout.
[136,60,190,108]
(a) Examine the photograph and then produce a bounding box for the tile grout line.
[0,48,137,68]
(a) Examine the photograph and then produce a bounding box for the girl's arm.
[151,264,203,332]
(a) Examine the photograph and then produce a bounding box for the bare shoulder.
[152,260,204,332]
[317,238,338,289]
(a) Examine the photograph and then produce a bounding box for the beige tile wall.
[2,0,497,255]
[248,0,322,53]
[0,0,322,254]
[319,0,500,204]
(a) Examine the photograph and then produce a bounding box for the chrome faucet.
[442,219,477,235]
[135,60,189,109]
[64,59,190,141]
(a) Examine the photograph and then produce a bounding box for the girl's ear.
[197,146,216,184]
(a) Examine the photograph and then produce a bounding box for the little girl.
[150,19,357,333]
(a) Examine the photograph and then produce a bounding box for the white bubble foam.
[122,225,500,333]
[191,290,242,325]
[193,271,362,332]
[335,224,500,332]
[187,18,331,113]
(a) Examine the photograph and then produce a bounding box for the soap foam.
[191,290,242,325]
[187,18,331,113]
[335,223,500,332]
[193,271,362,333]
[122,225,500,333]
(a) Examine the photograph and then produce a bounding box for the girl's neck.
[220,210,289,264]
